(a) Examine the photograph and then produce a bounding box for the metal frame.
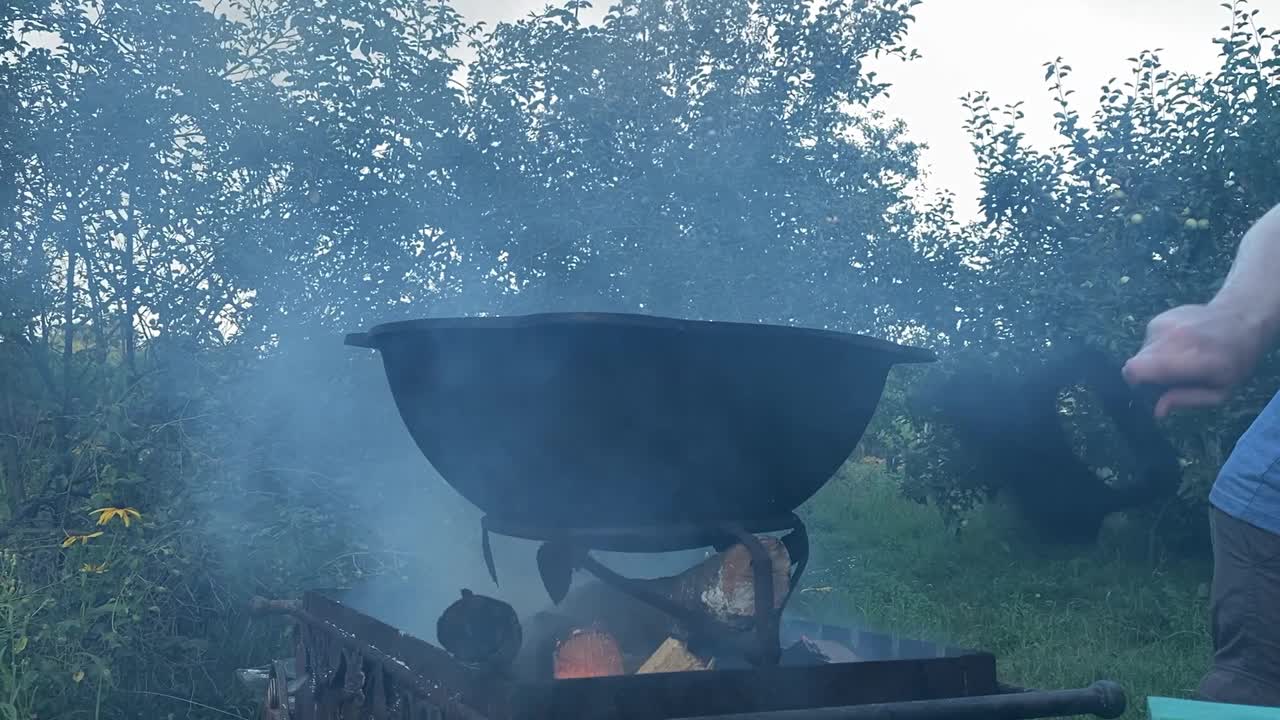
[256,590,1126,720]
[482,513,811,667]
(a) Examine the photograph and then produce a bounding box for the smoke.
[96,0,959,664]
[197,311,715,648]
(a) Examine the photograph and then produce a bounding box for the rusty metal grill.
[258,315,1131,719]
[252,589,1125,720]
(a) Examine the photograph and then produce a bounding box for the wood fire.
[553,628,625,679]
[534,534,794,681]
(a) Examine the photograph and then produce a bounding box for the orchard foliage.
[881,2,1280,538]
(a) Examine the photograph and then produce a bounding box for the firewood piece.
[249,596,301,616]
[515,582,684,681]
[553,628,624,679]
[436,589,523,670]
[700,536,791,621]
[636,637,713,674]
[572,536,791,631]
[517,537,792,681]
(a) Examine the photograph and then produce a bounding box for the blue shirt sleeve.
[1211,390,1280,536]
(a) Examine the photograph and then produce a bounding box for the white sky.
[451,0,1238,219]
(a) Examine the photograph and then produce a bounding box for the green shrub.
[798,462,1211,717]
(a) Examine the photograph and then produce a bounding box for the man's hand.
[1124,203,1280,417]
[1122,300,1270,418]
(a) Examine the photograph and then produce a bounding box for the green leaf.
[11,636,27,655]
[86,601,119,618]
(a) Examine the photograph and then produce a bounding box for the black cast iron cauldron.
[345,313,934,529]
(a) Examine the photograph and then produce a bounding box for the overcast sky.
[451,0,1238,219]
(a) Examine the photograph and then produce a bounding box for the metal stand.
[479,514,810,666]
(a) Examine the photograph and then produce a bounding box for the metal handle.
[670,680,1126,720]
[344,332,374,349]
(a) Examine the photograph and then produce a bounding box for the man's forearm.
[1211,202,1280,348]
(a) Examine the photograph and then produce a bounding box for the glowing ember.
[553,628,625,679]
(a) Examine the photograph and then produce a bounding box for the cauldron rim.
[345,311,937,364]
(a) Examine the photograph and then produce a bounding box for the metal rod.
[724,524,781,666]
[668,681,1126,720]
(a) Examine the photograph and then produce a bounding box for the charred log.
[515,536,793,681]
[436,589,522,671]
[553,628,625,679]
[515,580,682,682]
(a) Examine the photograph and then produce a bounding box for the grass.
[791,462,1213,720]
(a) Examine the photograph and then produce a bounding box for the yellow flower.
[91,507,141,527]
[80,563,108,574]
[61,531,104,548]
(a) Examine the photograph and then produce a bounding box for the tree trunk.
[56,246,77,494]
[0,374,25,518]
[123,211,137,375]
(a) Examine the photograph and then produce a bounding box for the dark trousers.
[1198,507,1280,707]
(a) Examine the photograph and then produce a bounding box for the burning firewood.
[514,583,676,681]
[553,627,625,679]
[515,535,793,682]
[636,637,713,674]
